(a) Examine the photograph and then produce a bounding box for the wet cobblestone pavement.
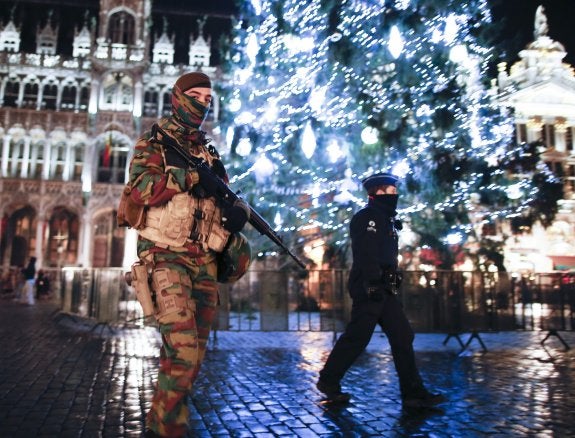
[1,301,574,437]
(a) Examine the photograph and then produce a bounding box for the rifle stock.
[152,125,307,270]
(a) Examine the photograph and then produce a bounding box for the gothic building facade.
[0,0,224,270]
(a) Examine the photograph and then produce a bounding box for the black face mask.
[373,194,399,212]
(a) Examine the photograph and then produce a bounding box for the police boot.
[316,379,351,403]
[402,388,447,409]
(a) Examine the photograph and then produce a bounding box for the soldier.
[122,72,251,437]
[316,172,446,409]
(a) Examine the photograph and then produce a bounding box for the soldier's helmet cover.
[217,232,252,283]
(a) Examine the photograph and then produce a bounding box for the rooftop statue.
[534,5,549,39]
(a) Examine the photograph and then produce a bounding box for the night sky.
[490,0,575,67]
[0,0,573,67]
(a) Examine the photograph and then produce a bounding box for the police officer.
[316,172,445,408]
[125,72,251,437]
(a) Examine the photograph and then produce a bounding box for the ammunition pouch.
[117,185,146,229]
[151,268,195,323]
[138,192,230,252]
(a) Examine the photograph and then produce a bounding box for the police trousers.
[143,249,218,437]
[319,294,424,397]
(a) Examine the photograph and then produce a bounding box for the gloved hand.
[367,285,385,302]
[396,271,403,288]
[221,199,250,232]
[164,147,189,169]
[190,165,221,198]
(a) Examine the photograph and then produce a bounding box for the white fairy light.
[229,97,242,113]
[309,86,327,113]
[326,139,344,163]
[236,137,253,157]
[252,154,275,183]
[301,121,316,159]
[250,0,262,15]
[388,25,404,59]
[246,33,260,64]
[443,14,459,44]
[449,44,468,64]
[361,126,379,144]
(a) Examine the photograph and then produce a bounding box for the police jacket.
[348,194,400,301]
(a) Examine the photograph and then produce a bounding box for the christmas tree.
[217,0,561,270]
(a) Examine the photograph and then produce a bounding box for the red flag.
[103,132,111,167]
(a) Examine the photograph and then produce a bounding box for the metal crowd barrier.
[56,267,141,333]
[5,266,572,348]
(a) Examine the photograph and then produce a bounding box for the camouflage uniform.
[127,75,246,437]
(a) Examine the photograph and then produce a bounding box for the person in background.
[316,172,446,409]
[21,257,36,306]
[36,270,51,300]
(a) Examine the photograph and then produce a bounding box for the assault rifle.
[151,124,307,270]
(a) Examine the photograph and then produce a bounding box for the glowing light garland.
[221,0,556,261]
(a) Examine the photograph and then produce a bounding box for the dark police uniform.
[317,173,444,408]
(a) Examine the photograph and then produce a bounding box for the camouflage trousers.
[141,246,218,437]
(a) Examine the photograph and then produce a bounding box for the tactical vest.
[138,192,231,252]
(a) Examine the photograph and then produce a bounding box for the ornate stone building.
[496,6,575,272]
[0,0,223,270]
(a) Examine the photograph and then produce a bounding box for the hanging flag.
[103,132,112,167]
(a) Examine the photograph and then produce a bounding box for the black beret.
[361,172,399,191]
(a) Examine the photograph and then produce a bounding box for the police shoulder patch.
[366,219,377,233]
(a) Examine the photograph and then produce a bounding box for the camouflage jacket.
[127,117,227,208]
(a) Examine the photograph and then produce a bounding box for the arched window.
[108,11,135,45]
[97,131,130,184]
[161,91,171,117]
[4,80,20,107]
[79,86,89,111]
[61,85,77,110]
[4,206,36,267]
[49,141,66,180]
[42,83,58,110]
[29,140,46,179]
[100,73,133,112]
[143,89,158,117]
[46,207,79,267]
[8,137,25,177]
[23,82,39,108]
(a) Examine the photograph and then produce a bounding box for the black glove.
[396,272,403,288]
[367,285,385,302]
[211,159,227,180]
[164,147,189,169]
[191,165,221,198]
[221,206,248,232]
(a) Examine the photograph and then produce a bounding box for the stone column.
[2,135,11,177]
[19,136,31,178]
